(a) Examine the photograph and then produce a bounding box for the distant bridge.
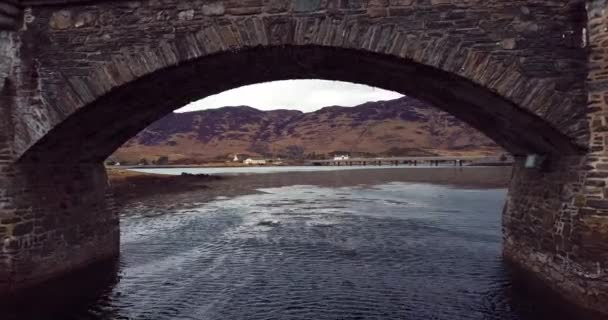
[308,156,507,166]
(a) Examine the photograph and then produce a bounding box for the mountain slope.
[112,97,500,164]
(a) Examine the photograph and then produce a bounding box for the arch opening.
[113,79,507,166]
[18,45,583,164]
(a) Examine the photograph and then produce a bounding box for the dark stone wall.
[19,45,583,164]
[11,0,588,159]
[0,13,120,296]
[0,1,20,31]
[0,28,18,291]
[503,156,608,314]
[0,163,119,294]
[501,0,608,314]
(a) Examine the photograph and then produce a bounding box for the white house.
[233,154,240,162]
[270,158,283,165]
[333,155,350,161]
[244,158,267,165]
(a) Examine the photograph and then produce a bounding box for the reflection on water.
[4,170,591,319]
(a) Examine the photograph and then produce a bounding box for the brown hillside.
[111,97,501,164]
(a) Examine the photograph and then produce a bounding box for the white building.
[233,154,240,162]
[333,155,350,161]
[244,158,267,165]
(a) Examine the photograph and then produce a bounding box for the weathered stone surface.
[0,1,20,31]
[293,0,321,12]
[10,0,588,161]
[0,0,606,316]
[49,10,72,29]
[202,2,225,16]
[0,162,119,298]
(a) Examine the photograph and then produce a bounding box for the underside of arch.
[18,45,583,164]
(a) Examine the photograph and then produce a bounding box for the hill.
[111,97,500,164]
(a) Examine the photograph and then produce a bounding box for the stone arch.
[12,3,586,162]
[18,45,582,164]
[6,2,608,315]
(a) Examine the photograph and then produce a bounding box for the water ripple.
[9,181,590,320]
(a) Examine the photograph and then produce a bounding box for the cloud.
[175,79,403,113]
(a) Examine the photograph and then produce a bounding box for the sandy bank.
[107,168,222,204]
[108,166,512,210]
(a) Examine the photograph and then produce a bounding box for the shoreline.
[107,166,513,208]
[110,159,512,170]
[107,168,223,205]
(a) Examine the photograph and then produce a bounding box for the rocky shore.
[107,168,222,204]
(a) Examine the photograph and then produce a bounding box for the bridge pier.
[0,162,119,295]
[1,30,119,289]
[503,155,608,314]
[499,4,608,312]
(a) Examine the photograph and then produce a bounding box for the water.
[116,183,508,320]
[6,168,585,319]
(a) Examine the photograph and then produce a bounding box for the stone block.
[202,2,225,16]
[49,10,72,29]
[587,199,608,210]
[264,0,290,13]
[293,0,321,12]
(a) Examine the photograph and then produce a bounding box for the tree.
[156,156,169,165]
[306,152,317,159]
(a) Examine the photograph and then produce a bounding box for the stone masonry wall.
[0,163,119,294]
[0,27,18,292]
[2,0,608,316]
[503,156,608,314]
[0,1,20,31]
[13,0,588,159]
[0,5,119,295]
[501,0,608,314]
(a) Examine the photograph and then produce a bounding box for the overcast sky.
[175,80,403,113]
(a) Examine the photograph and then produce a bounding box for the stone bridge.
[0,0,607,315]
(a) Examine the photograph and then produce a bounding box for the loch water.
[6,167,585,319]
